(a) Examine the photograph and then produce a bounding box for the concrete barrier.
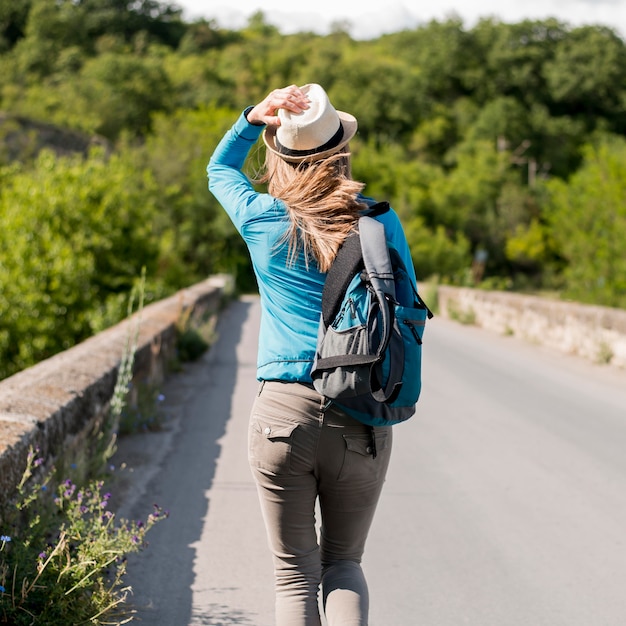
[437,286,626,369]
[0,275,233,511]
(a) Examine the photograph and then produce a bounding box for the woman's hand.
[246,85,310,127]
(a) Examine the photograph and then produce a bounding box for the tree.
[137,106,252,286]
[380,18,470,106]
[0,149,162,378]
[467,18,566,106]
[429,139,509,249]
[544,25,626,132]
[328,47,422,145]
[0,0,31,51]
[353,139,471,282]
[75,52,174,138]
[405,217,471,282]
[545,135,626,307]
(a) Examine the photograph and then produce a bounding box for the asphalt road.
[114,295,626,626]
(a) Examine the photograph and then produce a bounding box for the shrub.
[0,449,167,624]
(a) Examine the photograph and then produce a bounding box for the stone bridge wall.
[437,286,626,369]
[0,275,233,511]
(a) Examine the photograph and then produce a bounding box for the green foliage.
[544,26,626,125]
[136,106,245,281]
[119,382,167,435]
[405,216,471,282]
[0,0,31,52]
[545,136,626,307]
[2,0,184,61]
[429,139,510,249]
[76,52,174,139]
[174,303,216,365]
[5,51,174,139]
[0,449,167,625]
[176,328,209,363]
[505,218,552,268]
[0,149,161,379]
[467,18,566,105]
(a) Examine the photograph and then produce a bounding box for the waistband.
[260,379,320,399]
[258,380,375,431]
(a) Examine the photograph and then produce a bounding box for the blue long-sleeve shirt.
[207,110,416,383]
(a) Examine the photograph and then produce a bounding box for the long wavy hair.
[257,148,367,273]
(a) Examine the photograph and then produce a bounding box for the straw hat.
[263,83,358,163]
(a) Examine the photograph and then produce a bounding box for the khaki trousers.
[249,381,392,626]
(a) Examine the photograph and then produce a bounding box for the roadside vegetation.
[0,275,168,624]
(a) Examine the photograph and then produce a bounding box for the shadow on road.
[114,299,256,626]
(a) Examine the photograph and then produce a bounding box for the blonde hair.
[258,149,366,273]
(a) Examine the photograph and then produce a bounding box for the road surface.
[115,295,626,625]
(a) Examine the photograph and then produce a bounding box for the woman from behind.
[207,83,416,626]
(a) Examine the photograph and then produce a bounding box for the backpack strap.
[320,231,364,329]
[320,202,391,328]
[359,216,404,404]
[363,201,390,218]
[359,216,395,300]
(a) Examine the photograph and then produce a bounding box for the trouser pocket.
[249,413,299,475]
[338,429,391,482]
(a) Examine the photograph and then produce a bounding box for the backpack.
[311,203,433,427]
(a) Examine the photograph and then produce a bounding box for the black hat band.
[275,122,344,157]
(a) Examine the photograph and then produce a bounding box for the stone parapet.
[437,286,626,369]
[0,275,233,511]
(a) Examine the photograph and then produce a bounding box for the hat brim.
[263,111,358,163]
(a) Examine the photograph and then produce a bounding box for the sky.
[173,0,626,40]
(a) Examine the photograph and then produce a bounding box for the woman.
[207,84,417,626]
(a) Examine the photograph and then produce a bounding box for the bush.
[0,449,167,625]
[0,149,161,380]
[546,135,626,308]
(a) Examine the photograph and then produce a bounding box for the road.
[114,295,626,626]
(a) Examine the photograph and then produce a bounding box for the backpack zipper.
[333,297,356,328]
[403,319,424,344]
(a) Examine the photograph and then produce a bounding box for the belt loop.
[257,380,266,396]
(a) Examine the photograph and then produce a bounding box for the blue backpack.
[311,204,432,427]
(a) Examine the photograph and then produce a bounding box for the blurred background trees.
[1,0,625,377]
